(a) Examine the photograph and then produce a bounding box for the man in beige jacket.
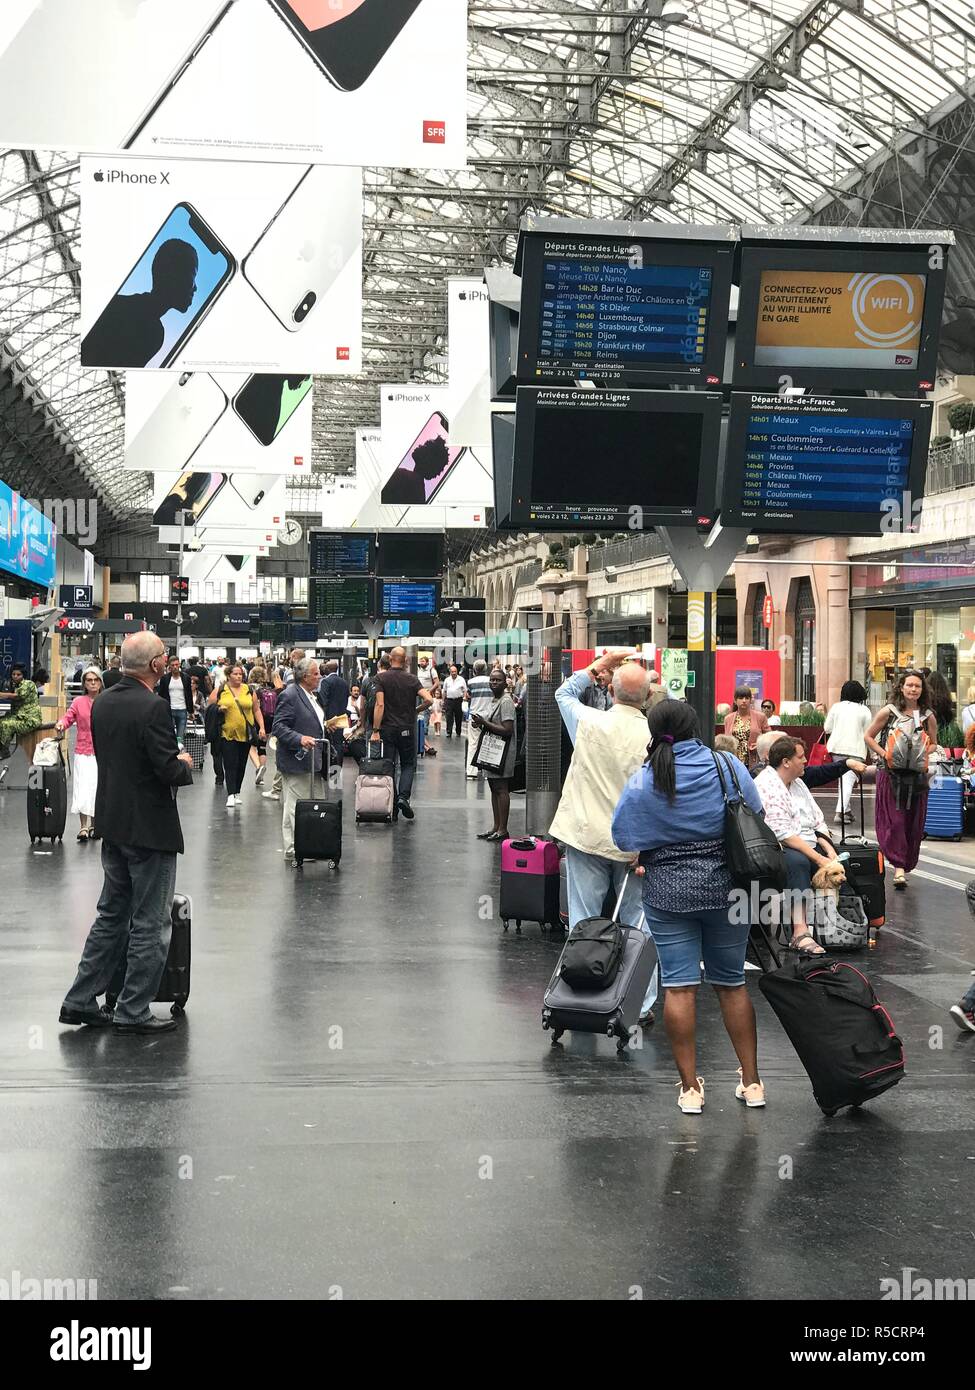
[550,650,659,1022]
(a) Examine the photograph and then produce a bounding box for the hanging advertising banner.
[151,472,287,534]
[686,592,718,652]
[446,278,492,448]
[336,430,487,530]
[661,648,688,700]
[379,386,493,507]
[80,156,362,374]
[125,371,313,476]
[0,0,467,170]
[182,552,258,584]
[0,481,56,589]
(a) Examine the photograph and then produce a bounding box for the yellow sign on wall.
[687,592,717,652]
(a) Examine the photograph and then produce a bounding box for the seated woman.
[612,701,768,1116]
[754,735,840,957]
[0,664,43,759]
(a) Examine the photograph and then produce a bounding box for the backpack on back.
[883,709,932,809]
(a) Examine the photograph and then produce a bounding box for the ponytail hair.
[645,701,701,801]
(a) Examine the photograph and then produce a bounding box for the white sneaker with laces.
[735,1067,767,1107]
[677,1077,705,1114]
[226,795,235,809]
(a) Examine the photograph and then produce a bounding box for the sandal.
[792,933,826,957]
[476,831,498,840]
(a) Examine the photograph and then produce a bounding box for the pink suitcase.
[500,836,561,932]
[355,773,395,823]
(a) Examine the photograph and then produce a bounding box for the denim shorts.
[642,903,750,988]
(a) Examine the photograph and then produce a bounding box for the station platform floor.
[1,736,973,1301]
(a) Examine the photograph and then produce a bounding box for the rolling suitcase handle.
[305,736,332,800]
[609,868,646,932]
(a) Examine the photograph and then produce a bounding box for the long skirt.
[71,752,98,817]
[874,766,927,872]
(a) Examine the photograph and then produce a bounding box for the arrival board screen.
[517,233,734,388]
[510,388,722,530]
[308,531,375,577]
[720,394,933,536]
[310,577,374,621]
[733,243,948,393]
[379,581,439,617]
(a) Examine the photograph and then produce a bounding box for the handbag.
[472,699,511,774]
[712,751,786,891]
[807,732,831,767]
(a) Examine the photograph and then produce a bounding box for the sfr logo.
[337,346,350,361]
[423,122,446,144]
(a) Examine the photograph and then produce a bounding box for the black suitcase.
[752,919,904,1115]
[27,746,68,844]
[294,741,342,869]
[838,778,886,931]
[106,895,191,1017]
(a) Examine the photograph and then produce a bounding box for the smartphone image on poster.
[152,472,227,528]
[0,1,233,153]
[127,373,228,475]
[241,167,354,334]
[268,0,423,92]
[82,203,236,370]
[228,475,282,511]
[380,412,466,505]
[232,375,313,446]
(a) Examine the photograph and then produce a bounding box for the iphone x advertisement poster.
[339,429,487,530]
[380,387,494,508]
[446,278,492,448]
[124,372,314,476]
[80,156,362,373]
[0,0,466,169]
[151,471,287,536]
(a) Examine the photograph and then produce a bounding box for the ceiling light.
[659,0,691,26]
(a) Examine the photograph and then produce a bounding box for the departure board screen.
[517,232,734,387]
[379,581,439,617]
[310,577,374,620]
[720,394,933,536]
[510,387,722,531]
[308,531,375,577]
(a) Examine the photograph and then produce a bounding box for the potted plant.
[947,401,975,435]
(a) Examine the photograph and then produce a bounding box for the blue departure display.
[380,582,438,617]
[309,532,373,577]
[720,393,933,536]
[537,260,712,378]
[742,409,914,515]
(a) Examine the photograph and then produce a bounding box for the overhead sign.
[60,585,93,611]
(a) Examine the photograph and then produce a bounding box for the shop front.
[851,543,975,712]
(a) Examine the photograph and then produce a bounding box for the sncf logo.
[894,354,913,365]
[423,122,447,144]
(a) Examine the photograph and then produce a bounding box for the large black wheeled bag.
[27,745,68,844]
[758,953,904,1116]
[107,895,191,1017]
[294,741,342,869]
[839,778,886,930]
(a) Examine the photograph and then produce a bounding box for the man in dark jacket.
[317,659,350,772]
[60,632,194,1034]
[272,656,326,865]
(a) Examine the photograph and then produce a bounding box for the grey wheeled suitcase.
[355,742,395,823]
[542,878,656,1053]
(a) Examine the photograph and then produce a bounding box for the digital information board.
[720,394,933,536]
[517,233,734,388]
[309,531,375,577]
[310,577,374,622]
[379,581,440,618]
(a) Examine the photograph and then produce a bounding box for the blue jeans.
[171,709,188,746]
[564,846,658,1015]
[642,901,750,988]
[381,726,417,805]
[63,841,178,1024]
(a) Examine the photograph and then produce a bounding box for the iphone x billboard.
[125,372,313,476]
[80,156,362,373]
[380,386,494,507]
[0,0,466,169]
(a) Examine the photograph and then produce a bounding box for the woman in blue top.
[612,701,767,1116]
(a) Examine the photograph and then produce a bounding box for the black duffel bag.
[712,750,786,891]
[559,916,625,991]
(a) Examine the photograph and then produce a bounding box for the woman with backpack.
[865,670,938,889]
[250,665,280,788]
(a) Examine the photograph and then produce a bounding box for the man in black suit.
[317,659,350,772]
[60,632,194,1035]
[272,656,327,866]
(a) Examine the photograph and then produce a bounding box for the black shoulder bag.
[712,751,786,891]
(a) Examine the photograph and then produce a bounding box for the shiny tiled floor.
[0,738,973,1299]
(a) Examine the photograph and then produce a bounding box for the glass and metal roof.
[1,0,973,535]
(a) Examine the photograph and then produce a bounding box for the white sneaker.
[735,1067,767,1107]
[234,794,243,806]
[262,791,281,801]
[255,765,266,786]
[677,1077,705,1114]
[226,795,235,808]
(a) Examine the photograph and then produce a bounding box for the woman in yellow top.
[207,664,265,810]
